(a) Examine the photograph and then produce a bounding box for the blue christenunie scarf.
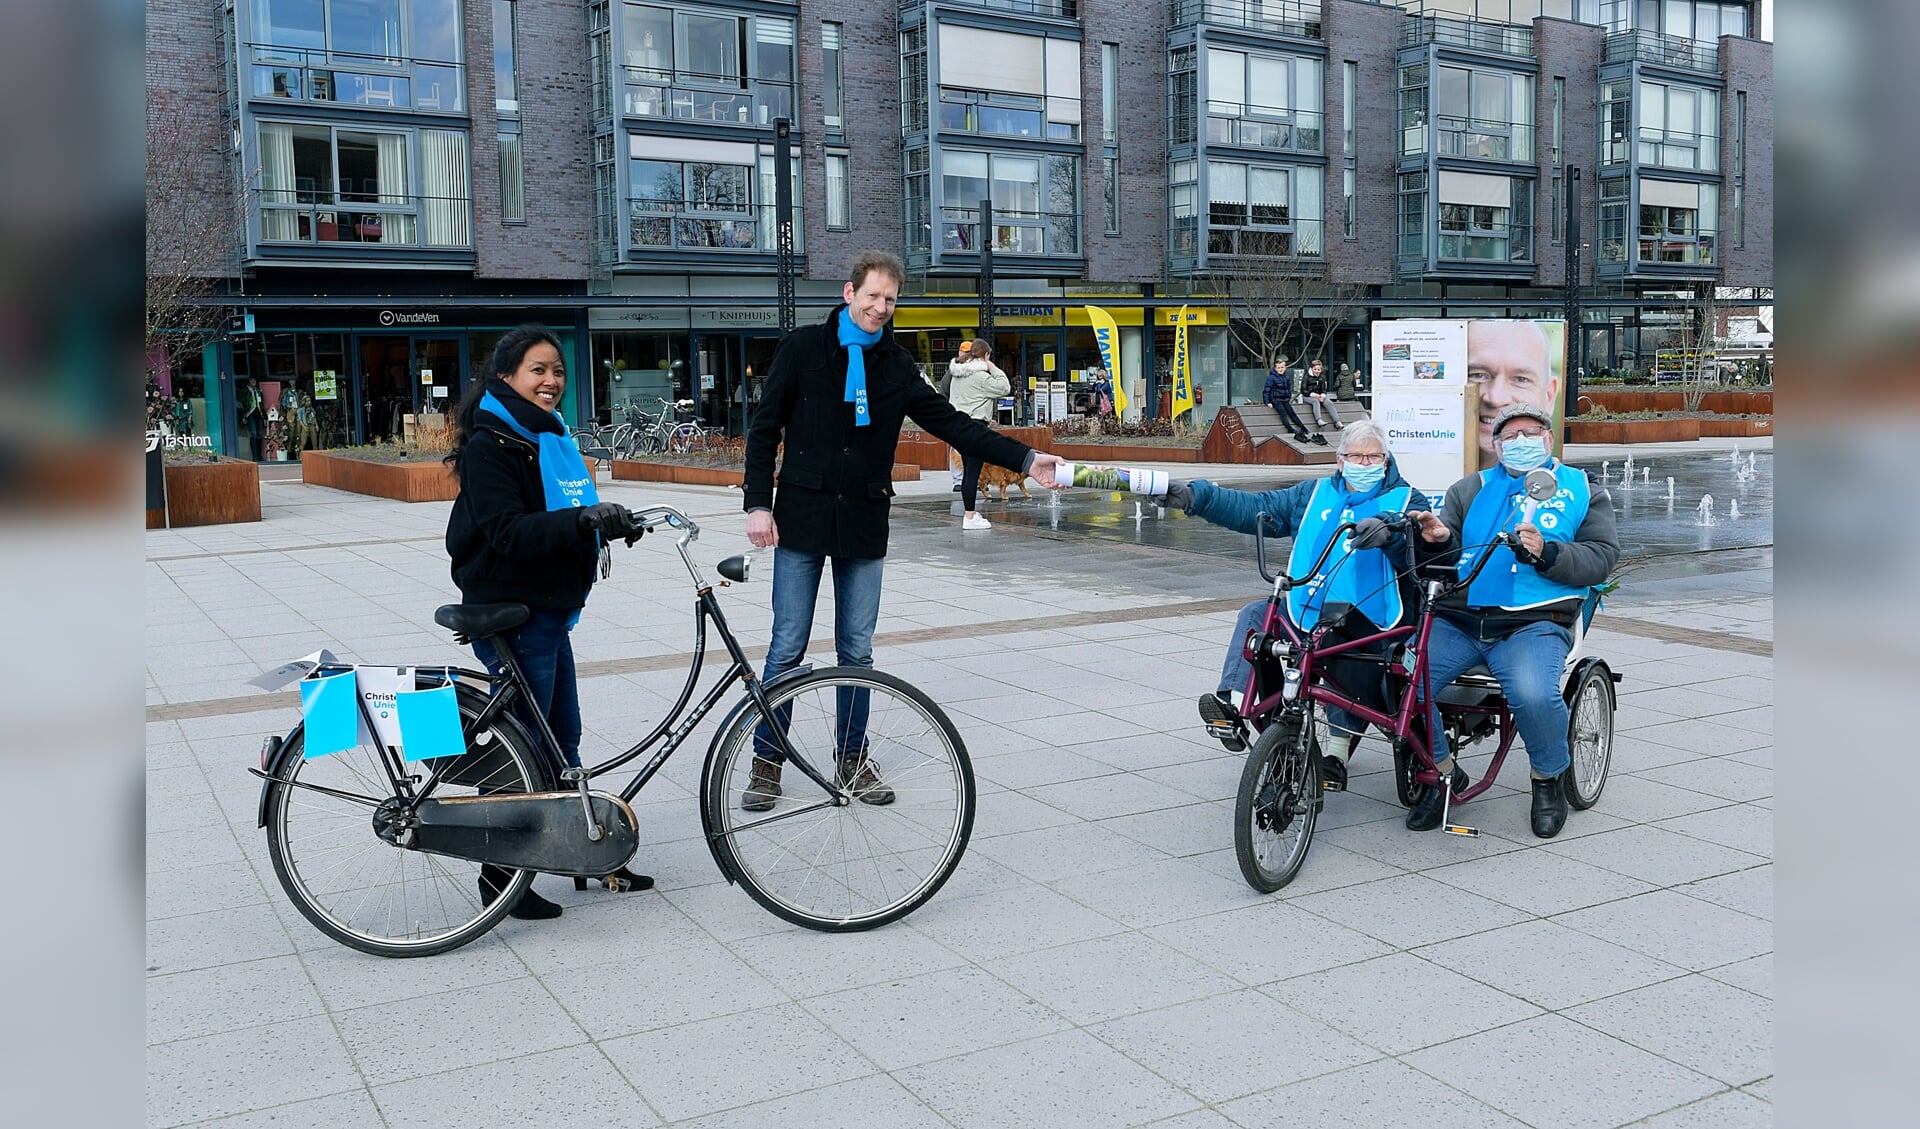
[478,390,599,512]
[838,308,881,427]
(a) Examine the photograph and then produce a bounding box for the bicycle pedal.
[1442,823,1480,837]
[603,874,629,892]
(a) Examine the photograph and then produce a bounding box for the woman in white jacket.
[945,340,1012,529]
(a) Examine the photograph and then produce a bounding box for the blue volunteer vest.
[1288,477,1412,631]
[1457,461,1590,610]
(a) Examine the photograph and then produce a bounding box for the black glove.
[1165,480,1194,512]
[1349,515,1394,551]
[1509,536,1542,566]
[576,502,642,544]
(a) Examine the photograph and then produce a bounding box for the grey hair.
[1336,418,1390,456]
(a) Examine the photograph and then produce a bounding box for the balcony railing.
[1435,118,1535,162]
[247,44,465,114]
[257,193,473,249]
[1205,107,1325,153]
[1401,16,1533,58]
[1205,220,1325,258]
[1170,0,1323,37]
[629,206,803,254]
[939,207,1079,256]
[1634,126,1719,171]
[938,91,1080,142]
[1604,29,1720,72]
[622,68,794,127]
[1632,232,1716,265]
[903,0,1077,17]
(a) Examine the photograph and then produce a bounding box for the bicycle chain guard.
[403,791,641,876]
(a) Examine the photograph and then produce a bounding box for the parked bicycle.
[251,505,977,957]
[1229,511,1617,891]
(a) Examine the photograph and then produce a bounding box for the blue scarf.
[478,391,599,512]
[838,308,881,427]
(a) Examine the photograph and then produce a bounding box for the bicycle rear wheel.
[1564,663,1614,809]
[263,693,549,957]
[705,668,974,931]
[1234,706,1322,893]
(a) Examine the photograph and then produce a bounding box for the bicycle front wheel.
[263,694,549,958]
[705,668,975,931]
[1234,706,1322,893]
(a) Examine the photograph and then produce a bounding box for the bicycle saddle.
[434,603,530,639]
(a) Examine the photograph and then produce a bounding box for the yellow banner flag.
[1084,305,1127,414]
[1170,304,1195,421]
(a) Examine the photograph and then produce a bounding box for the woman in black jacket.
[444,325,652,919]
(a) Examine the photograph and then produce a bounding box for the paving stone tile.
[1628,719,1772,758]
[971,748,1120,790]
[146,1016,362,1127]
[894,1029,1198,1129]
[967,788,1083,839]
[190,1088,384,1128]
[145,902,297,976]
[908,883,1129,962]
[1317,817,1528,872]
[1677,865,1773,921]
[1100,798,1236,857]
[1027,771,1212,821]
[146,955,326,1046]
[1545,825,1768,887]
[726,922,970,1000]
[1702,954,1772,999]
[1567,973,1773,1085]
[1582,774,1737,824]
[1555,891,1772,972]
[1145,899,1396,987]
[973,819,1171,882]
[1414,918,1687,1011]
[1290,874,1531,950]
[803,965,1071,1070]
[601,1004,874,1123]
[1637,758,1773,803]
[543,939,787,1040]
[1626,1089,1773,1128]
[675,1074,952,1129]
[373,1045,660,1128]
[333,977,586,1086]
[1219,1057,1528,1128]
[1093,989,1378,1103]
[1424,844,1655,916]
[1403,1013,1721,1129]
[1051,855,1270,929]
[984,932,1241,1027]
[1266,951,1541,1055]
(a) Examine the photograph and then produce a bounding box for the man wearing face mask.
[1165,419,1430,791]
[1409,402,1619,838]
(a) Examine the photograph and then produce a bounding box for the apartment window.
[493,1,524,222]
[1599,174,1628,261]
[1436,171,1532,263]
[618,5,795,125]
[1169,45,1196,147]
[247,0,464,111]
[822,22,844,131]
[1733,89,1746,248]
[1398,64,1428,157]
[1638,80,1719,171]
[1398,171,1427,261]
[1101,43,1118,146]
[934,25,1081,142]
[1551,172,1563,243]
[1204,48,1323,153]
[1551,76,1564,164]
[825,149,849,230]
[1103,156,1121,235]
[1169,159,1198,262]
[1342,62,1356,155]
[627,137,801,251]
[1433,65,1533,161]
[1601,79,1632,164]
[1343,166,1355,240]
[938,149,1079,255]
[1206,160,1323,258]
[1639,179,1717,264]
[256,120,471,246]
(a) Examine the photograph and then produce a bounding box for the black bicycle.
[252,505,976,957]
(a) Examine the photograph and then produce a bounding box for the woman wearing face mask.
[1160,419,1431,791]
[1408,402,1619,841]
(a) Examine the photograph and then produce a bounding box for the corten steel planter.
[1578,389,1772,415]
[611,461,921,488]
[1564,418,1703,444]
[1696,417,1773,438]
[154,456,262,528]
[1049,442,1200,464]
[899,425,1054,470]
[302,450,459,503]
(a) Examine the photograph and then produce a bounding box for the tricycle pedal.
[1442,823,1480,837]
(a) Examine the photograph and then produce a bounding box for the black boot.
[575,866,656,893]
[479,865,562,920]
[1531,775,1569,838]
[1405,765,1470,831]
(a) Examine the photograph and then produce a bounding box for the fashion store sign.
[377,310,443,326]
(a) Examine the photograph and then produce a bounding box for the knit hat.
[1491,402,1554,436]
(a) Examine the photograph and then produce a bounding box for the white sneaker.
[962,513,992,530]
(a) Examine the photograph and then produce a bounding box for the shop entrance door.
[358,335,412,442]
[411,336,464,418]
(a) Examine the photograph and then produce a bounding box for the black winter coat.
[445,380,599,611]
[745,305,1033,558]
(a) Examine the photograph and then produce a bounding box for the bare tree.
[145,90,236,361]
[1649,282,1724,412]
[1199,261,1366,372]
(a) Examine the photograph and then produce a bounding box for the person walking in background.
[740,251,1066,811]
[1263,354,1318,444]
[1303,358,1344,431]
[946,340,1012,530]
[1336,362,1357,402]
[444,324,655,918]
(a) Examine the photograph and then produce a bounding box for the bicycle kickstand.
[1440,777,1478,838]
[561,766,604,841]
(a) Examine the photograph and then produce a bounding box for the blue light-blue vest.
[1457,461,1590,610]
[1288,477,1412,630]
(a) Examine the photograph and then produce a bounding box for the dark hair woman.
[445,324,652,919]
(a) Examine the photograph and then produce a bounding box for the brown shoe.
[741,757,782,811]
[838,755,895,805]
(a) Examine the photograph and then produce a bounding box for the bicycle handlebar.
[1254,511,1361,589]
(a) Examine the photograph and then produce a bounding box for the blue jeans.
[754,548,884,763]
[1421,617,1573,777]
[1219,599,1369,741]
[472,607,581,771]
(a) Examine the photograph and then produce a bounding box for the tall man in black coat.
[739,250,1067,809]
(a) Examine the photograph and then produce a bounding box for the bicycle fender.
[256,724,304,829]
[696,664,813,884]
[1563,657,1616,705]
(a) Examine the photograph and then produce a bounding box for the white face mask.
[1497,434,1551,472]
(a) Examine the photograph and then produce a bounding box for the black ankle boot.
[1405,765,1469,832]
[1531,775,1568,838]
[574,866,656,893]
[480,865,562,920]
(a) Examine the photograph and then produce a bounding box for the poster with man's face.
[1371,319,1566,495]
